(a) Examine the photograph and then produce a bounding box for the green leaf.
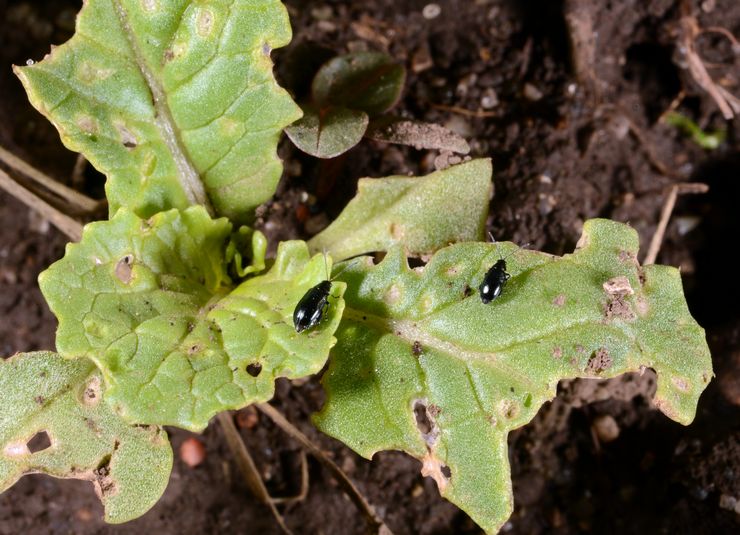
[15,0,301,224]
[314,219,712,533]
[366,117,470,154]
[40,207,345,431]
[0,352,172,523]
[312,52,406,116]
[285,104,369,158]
[308,159,492,261]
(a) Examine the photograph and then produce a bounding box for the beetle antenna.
[501,242,531,262]
[322,248,330,280]
[331,258,361,281]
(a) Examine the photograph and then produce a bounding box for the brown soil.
[1,0,739,534]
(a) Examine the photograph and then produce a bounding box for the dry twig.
[644,182,709,265]
[428,102,498,118]
[0,145,102,215]
[216,412,294,535]
[257,403,393,535]
[678,7,740,119]
[0,167,83,241]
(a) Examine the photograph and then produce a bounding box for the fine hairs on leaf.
[315,219,711,533]
[39,207,345,432]
[15,0,301,224]
[0,352,172,523]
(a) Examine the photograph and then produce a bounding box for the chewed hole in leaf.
[413,399,439,447]
[27,431,52,453]
[246,363,263,377]
[115,255,134,284]
[421,451,451,491]
[94,454,117,498]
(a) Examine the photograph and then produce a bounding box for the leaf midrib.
[111,0,213,215]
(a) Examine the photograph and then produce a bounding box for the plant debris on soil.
[1,0,739,534]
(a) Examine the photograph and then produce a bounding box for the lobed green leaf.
[308,159,492,261]
[40,207,344,431]
[315,219,712,533]
[15,0,301,224]
[0,352,172,523]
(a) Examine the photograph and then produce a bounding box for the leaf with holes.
[314,219,712,534]
[285,104,369,158]
[0,352,172,523]
[40,206,345,431]
[308,159,492,261]
[312,51,406,116]
[15,0,301,224]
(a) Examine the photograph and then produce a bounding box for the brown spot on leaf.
[552,347,563,359]
[586,347,613,374]
[76,115,98,135]
[196,8,214,37]
[384,284,402,304]
[636,295,649,316]
[83,376,101,406]
[34,396,45,405]
[604,294,636,321]
[115,255,134,284]
[672,376,690,392]
[389,222,405,240]
[552,294,566,307]
[603,276,634,296]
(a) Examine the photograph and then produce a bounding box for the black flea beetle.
[293,279,333,333]
[478,235,528,304]
[293,255,355,333]
[479,258,510,304]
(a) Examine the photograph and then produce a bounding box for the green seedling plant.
[0,1,712,533]
[285,50,470,158]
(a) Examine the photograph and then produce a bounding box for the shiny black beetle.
[479,258,510,304]
[293,255,355,333]
[293,279,332,333]
[478,235,527,304]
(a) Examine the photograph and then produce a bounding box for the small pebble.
[523,83,543,101]
[422,3,441,19]
[310,6,333,20]
[592,414,620,443]
[411,44,433,73]
[481,87,499,109]
[236,406,259,429]
[180,437,206,467]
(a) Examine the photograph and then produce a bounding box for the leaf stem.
[111,0,214,215]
